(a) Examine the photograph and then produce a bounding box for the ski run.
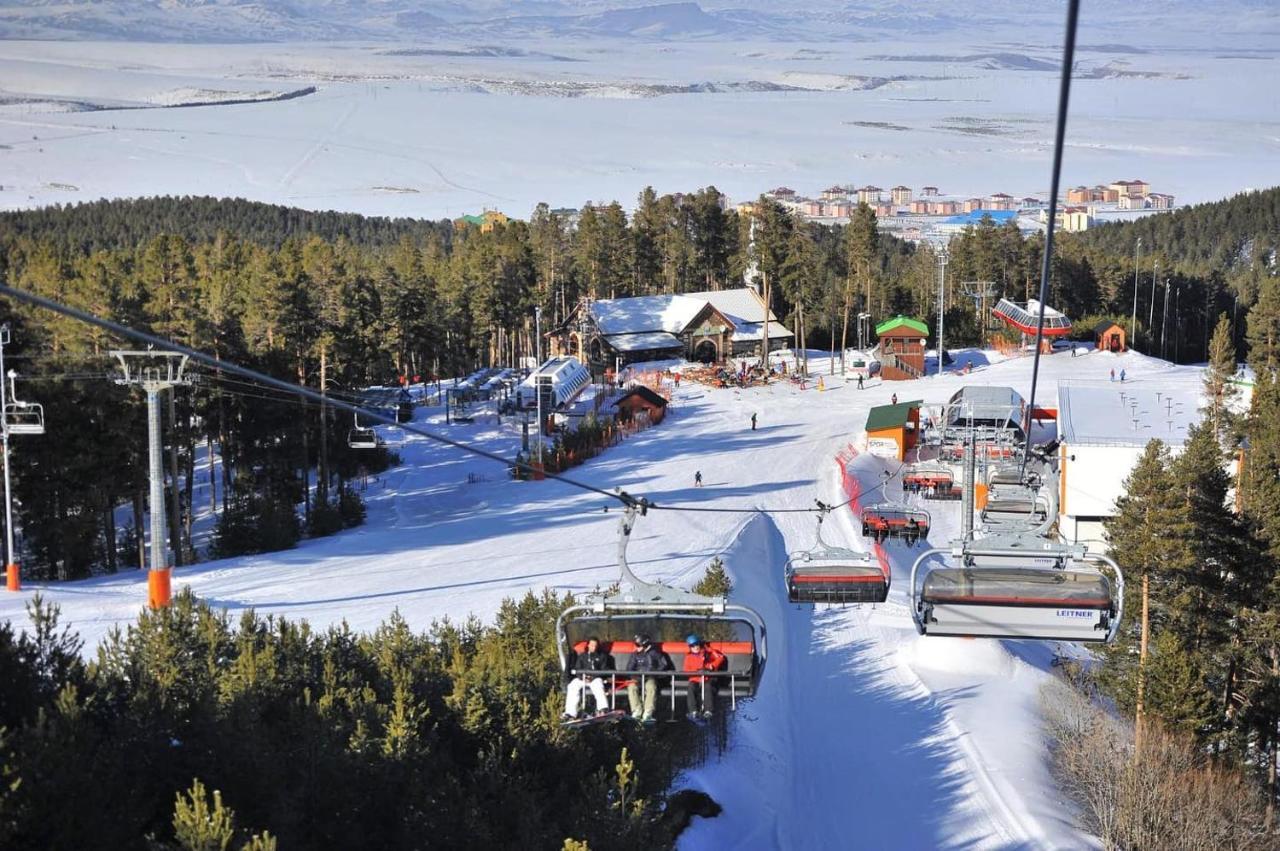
[0,343,1206,849]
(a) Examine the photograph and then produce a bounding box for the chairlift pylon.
[785,501,887,604]
[910,533,1124,643]
[555,500,768,710]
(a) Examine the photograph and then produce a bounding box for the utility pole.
[0,327,44,591]
[936,246,950,377]
[1131,237,1142,342]
[534,306,543,464]
[1161,277,1171,360]
[112,351,190,608]
[1148,258,1159,336]
[0,326,14,591]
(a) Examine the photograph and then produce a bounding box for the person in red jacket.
[683,634,726,720]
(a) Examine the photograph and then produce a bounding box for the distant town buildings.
[1066,179,1171,211]
[756,176,1174,240]
[1046,206,1094,233]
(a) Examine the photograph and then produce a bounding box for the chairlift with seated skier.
[861,503,930,545]
[555,498,768,719]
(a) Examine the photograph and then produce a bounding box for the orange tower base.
[148,568,172,608]
[5,563,19,592]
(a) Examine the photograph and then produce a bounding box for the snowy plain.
[0,343,1206,849]
[0,25,1277,218]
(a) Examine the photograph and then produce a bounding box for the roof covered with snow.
[589,294,706,336]
[1058,379,1204,447]
[602,331,684,352]
[589,288,791,340]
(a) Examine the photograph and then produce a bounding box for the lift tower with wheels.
[112,350,191,608]
[0,326,45,591]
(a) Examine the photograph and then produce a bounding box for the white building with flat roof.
[1056,377,1204,548]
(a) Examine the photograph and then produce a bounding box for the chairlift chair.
[910,534,1124,643]
[784,503,887,604]
[347,428,379,449]
[861,503,930,544]
[902,462,960,501]
[555,501,768,712]
[979,467,1059,537]
[3,402,44,435]
[3,373,44,435]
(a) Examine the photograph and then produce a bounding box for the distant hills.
[0,0,1270,44]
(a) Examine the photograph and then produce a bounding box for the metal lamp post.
[1131,237,1142,342]
[534,306,543,463]
[936,245,949,376]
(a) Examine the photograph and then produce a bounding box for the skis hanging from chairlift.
[784,501,887,605]
[555,498,768,715]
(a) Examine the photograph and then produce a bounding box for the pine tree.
[842,203,878,357]
[1203,312,1238,438]
[692,557,732,597]
[1246,275,1280,375]
[172,779,237,851]
[631,187,663,294]
[1101,440,1196,736]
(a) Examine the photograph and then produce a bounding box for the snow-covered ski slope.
[0,345,1207,848]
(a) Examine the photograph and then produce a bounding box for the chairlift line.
[1020,0,1080,476]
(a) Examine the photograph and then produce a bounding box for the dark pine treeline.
[0,590,699,850]
[0,190,922,581]
[1062,186,1280,361]
[0,187,1275,581]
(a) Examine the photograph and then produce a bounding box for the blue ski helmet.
[686,634,702,647]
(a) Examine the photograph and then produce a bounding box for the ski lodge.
[1056,377,1204,546]
[550,288,792,369]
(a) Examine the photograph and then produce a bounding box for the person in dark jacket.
[625,633,672,722]
[563,636,613,719]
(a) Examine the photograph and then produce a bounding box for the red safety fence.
[834,443,892,582]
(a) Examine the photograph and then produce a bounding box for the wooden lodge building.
[550,288,793,369]
[875,315,929,380]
